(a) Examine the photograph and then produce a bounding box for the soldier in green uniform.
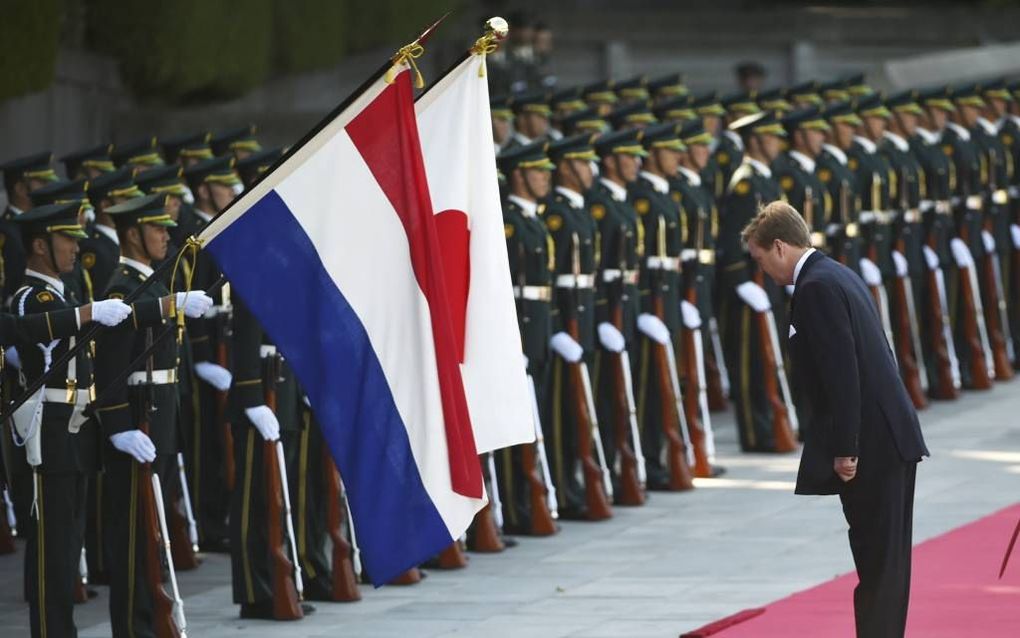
[559,107,609,138]
[548,87,588,140]
[758,88,794,116]
[714,92,761,195]
[94,193,214,636]
[496,142,555,531]
[85,168,146,296]
[786,81,824,110]
[608,102,658,131]
[582,80,619,118]
[849,94,897,288]
[8,202,134,637]
[653,94,697,126]
[819,79,851,105]
[162,132,214,170]
[774,108,832,253]
[491,95,515,154]
[0,152,60,302]
[210,125,262,161]
[544,135,602,515]
[613,76,650,108]
[717,111,794,453]
[914,87,964,399]
[818,102,864,272]
[648,73,689,108]
[111,138,165,172]
[505,92,553,152]
[60,144,115,181]
[692,92,728,201]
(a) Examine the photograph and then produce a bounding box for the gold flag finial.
[472,16,509,78]
[384,14,449,89]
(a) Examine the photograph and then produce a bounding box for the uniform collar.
[677,165,702,186]
[508,194,539,218]
[945,121,971,141]
[788,150,816,174]
[882,130,910,153]
[194,208,215,223]
[120,256,154,278]
[555,186,584,209]
[639,171,670,195]
[1011,115,1020,129]
[512,131,533,146]
[599,177,628,202]
[24,268,65,297]
[823,143,848,165]
[94,223,120,246]
[723,129,745,151]
[746,157,773,179]
[8,204,25,216]
[853,135,877,154]
[914,126,940,145]
[976,117,998,136]
[793,247,817,286]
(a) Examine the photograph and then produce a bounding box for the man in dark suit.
[743,200,929,638]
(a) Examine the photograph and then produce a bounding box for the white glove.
[637,313,671,345]
[110,430,156,464]
[597,322,625,353]
[735,282,772,313]
[90,299,133,327]
[194,361,232,391]
[949,238,974,269]
[858,257,882,286]
[245,405,280,441]
[892,250,909,278]
[176,291,215,318]
[550,332,584,363]
[680,300,702,330]
[4,346,20,370]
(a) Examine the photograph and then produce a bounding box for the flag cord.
[385,43,426,89]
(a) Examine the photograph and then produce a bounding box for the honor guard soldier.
[882,91,935,407]
[582,80,619,117]
[8,202,133,637]
[758,88,794,116]
[1,152,60,302]
[548,87,588,140]
[491,95,515,153]
[613,75,651,108]
[505,92,553,151]
[943,86,998,389]
[111,137,165,172]
[914,87,965,399]
[495,142,560,533]
[86,168,146,295]
[819,79,851,105]
[818,102,864,271]
[653,94,698,126]
[608,102,658,132]
[774,108,833,254]
[559,107,609,138]
[786,81,824,110]
[692,92,728,200]
[676,121,730,416]
[60,144,115,181]
[161,132,214,169]
[545,134,614,517]
[648,72,689,107]
[94,193,213,636]
[181,157,238,552]
[844,73,875,99]
[135,165,193,256]
[29,179,103,303]
[717,111,799,454]
[716,92,761,198]
[210,125,261,161]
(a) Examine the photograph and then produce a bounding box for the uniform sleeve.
[93,285,136,436]
[717,186,755,287]
[230,295,265,411]
[104,290,165,330]
[186,251,219,362]
[798,281,861,457]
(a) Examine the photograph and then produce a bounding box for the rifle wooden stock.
[0,495,13,554]
[608,301,644,506]
[957,264,994,389]
[262,373,303,620]
[167,484,199,570]
[705,352,728,411]
[520,442,558,535]
[751,272,798,453]
[73,575,88,604]
[565,349,614,519]
[137,416,182,637]
[892,242,928,409]
[436,542,469,569]
[682,289,713,478]
[467,502,504,553]
[925,264,960,400]
[389,568,422,585]
[323,451,361,601]
[215,337,236,492]
[649,295,695,490]
[979,251,1014,380]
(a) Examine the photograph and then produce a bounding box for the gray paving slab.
[3,380,1019,637]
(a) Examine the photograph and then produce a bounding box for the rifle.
[750,269,799,453]
[261,355,303,619]
[923,242,962,399]
[680,215,714,478]
[0,478,15,554]
[956,206,996,389]
[137,328,186,637]
[566,233,613,519]
[72,548,89,604]
[979,150,1015,378]
[527,371,559,522]
[648,219,696,489]
[167,452,200,570]
[605,224,645,505]
[323,447,362,600]
[892,166,929,409]
[467,454,505,553]
[214,283,236,491]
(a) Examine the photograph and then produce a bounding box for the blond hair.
[741,200,811,249]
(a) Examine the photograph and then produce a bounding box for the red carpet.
[695,503,1020,637]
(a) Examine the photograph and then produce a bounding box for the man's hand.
[834,456,858,482]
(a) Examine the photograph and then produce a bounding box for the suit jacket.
[788,251,928,495]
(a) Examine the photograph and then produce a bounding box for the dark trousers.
[186,378,231,546]
[283,417,332,598]
[839,461,917,638]
[105,453,175,638]
[15,470,88,638]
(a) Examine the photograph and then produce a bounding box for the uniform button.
[523,317,531,324]
[622,295,630,301]
[578,305,586,312]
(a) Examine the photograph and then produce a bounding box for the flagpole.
[414,17,509,103]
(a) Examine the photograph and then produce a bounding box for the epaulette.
[727,162,755,194]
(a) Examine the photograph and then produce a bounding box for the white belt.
[920,200,935,213]
[965,195,984,211]
[260,345,278,358]
[514,285,552,301]
[645,256,681,271]
[992,189,1009,206]
[601,269,639,284]
[679,249,715,265]
[127,369,178,386]
[901,209,921,223]
[555,274,596,288]
[42,388,93,406]
[860,210,894,224]
[936,200,953,215]
[202,304,231,319]
[810,232,827,248]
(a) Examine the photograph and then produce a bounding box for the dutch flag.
[201,64,485,586]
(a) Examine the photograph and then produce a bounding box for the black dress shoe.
[301,603,316,615]
[201,537,231,553]
[710,465,727,478]
[301,582,334,602]
[240,602,274,620]
[500,536,519,548]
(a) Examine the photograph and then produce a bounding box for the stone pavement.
[2,381,1019,637]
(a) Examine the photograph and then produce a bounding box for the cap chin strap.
[45,236,60,276]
